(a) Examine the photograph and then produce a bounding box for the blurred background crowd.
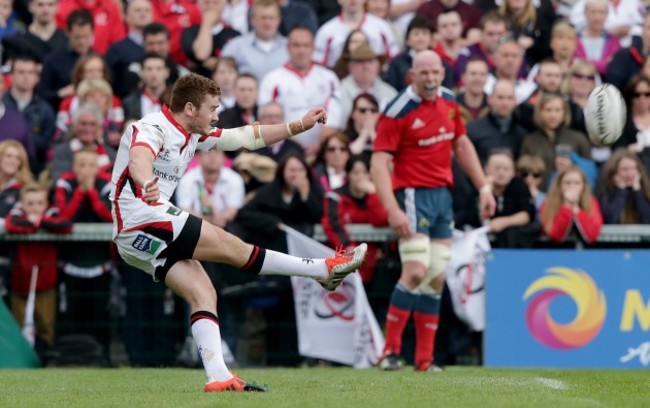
[1,0,650,369]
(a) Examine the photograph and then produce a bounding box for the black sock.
[241,246,266,274]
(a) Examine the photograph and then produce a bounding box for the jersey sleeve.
[129,123,164,157]
[374,114,401,153]
[196,128,223,151]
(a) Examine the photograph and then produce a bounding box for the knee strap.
[418,242,451,294]
[398,236,431,269]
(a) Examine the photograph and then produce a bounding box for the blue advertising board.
[486,250,650,368]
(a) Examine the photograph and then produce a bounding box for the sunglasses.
[356,107,378,114]
[520,171,542,178]
[633,91,650,98]
[572,73,595,81]
[327,146,348,152]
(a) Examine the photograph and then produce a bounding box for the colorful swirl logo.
[523,267,606,349]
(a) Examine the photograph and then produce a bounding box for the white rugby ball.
[585,83,627,146]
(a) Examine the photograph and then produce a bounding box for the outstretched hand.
[301,108,327,130]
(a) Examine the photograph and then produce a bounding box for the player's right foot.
[320,243,368,291]
[378,352,403,371]
[204,374,268,392]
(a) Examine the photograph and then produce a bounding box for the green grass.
[1,367,649,408]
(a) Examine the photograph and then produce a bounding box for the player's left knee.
[418,242,451,295]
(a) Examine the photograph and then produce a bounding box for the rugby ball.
[585,84,626,146]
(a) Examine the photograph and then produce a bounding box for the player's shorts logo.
[523,267,606,349]
[132,234,162,255]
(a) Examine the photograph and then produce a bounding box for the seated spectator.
[562,60,599,110]
[547,20,579,74]
[574,0,621,78]
[0,74,34,164]
[520,93,594,189]
[216,74,259,134]
[340,43,397,120]
[50,104,116,182]
[254,102,305,163]
[176,149,245,229]
[333,29,370,80]
[571,0,644,48]
[484,36,535,104]
[618,74,650,173]
[55,54,123,136]
[56,0,126,55]
[467,79,526,164]
[433,10,465,68]
[180,0,240,78]
[541,166,603,243]
[143,22,191,89]
[6,182,72,349]
[516,154,548,212]
[606,14,650,91]
[484,150,537,247]
[54,149,114,361]
[454,12,508,82]
[312,133,352,192]
[345,93,380,160]
[321,155,388,284]
[221,0,288,81]
[212,57,238,114]
[457,58,490,124]
[498,0,556,65]
[597,148,650,223]
[3,55,56,176]
[2,0,67,65]
[123,53,171,122]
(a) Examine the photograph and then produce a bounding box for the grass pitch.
[1,367,649,408]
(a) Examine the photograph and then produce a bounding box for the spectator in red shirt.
[56,0,126,55]
[151,0,201,66]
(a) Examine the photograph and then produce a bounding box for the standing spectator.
[454,12,508,82]
[541,166,603,243]
[38,9,95,109]
[484,149,536,247]
[371,50,495,371]
[457,58,490,123]
[467,79,526,164]
[597,148,650,223]
[312,132,352,192]
[181,0,240,78]
[254,102,305,162]
[278,0,318,37]
[6,182,72,349]
[55,0,126,55]
[606,14,650,91]
[54,150,114,361]
[2,0,67,64]
[321,155,388,284]
[345,93,380,159]
[0,74,34,164]
[104,0,154,100]
[498,0,556,65]
[217,74,259,132]
[123,53,170,122]
[50,104,116,182]
[516,154,547,212]
[221,0,288,81]
[574,0,621,78]
[259,26,341,155]
[3,55,56,177]
[177,149,245,229]
[0,140,33,295]
[143,23,190,88]
[416,0,482,41]
[571,0,644,47]
[433,10,464,67]
[484,36,535,103]
[340,43,397,120]
[151,0,201,66]
[315,0,400,68]
[212,57,238,114]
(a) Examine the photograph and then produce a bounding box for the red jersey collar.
[162,104,191,141]
[283,62,314,79]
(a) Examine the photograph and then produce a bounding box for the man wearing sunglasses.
[371,50,496,372]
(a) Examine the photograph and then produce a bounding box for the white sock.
[191,313,232,383]
[259,249,328,279]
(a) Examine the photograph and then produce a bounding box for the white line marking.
[535,377,568,390]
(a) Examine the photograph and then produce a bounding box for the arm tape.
[215,122,266,151]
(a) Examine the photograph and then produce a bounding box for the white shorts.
[113,201,202,281]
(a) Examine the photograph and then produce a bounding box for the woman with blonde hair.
[561,60,599,109]
[597,148,650,224]
[541,166,603,243]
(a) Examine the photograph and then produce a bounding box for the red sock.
[414,312,439,369]
[383,305,411,355]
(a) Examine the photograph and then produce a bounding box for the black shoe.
[378,352,403,371]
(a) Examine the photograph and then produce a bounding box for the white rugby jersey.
[110,105,224,233]
[314,13,400,68]
[258,62,341,148]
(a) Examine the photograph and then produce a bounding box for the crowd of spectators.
[2,0,650,367]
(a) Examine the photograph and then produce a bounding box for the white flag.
[22,265,38,347]
[444,227,491,332]
[282,225,384,368]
